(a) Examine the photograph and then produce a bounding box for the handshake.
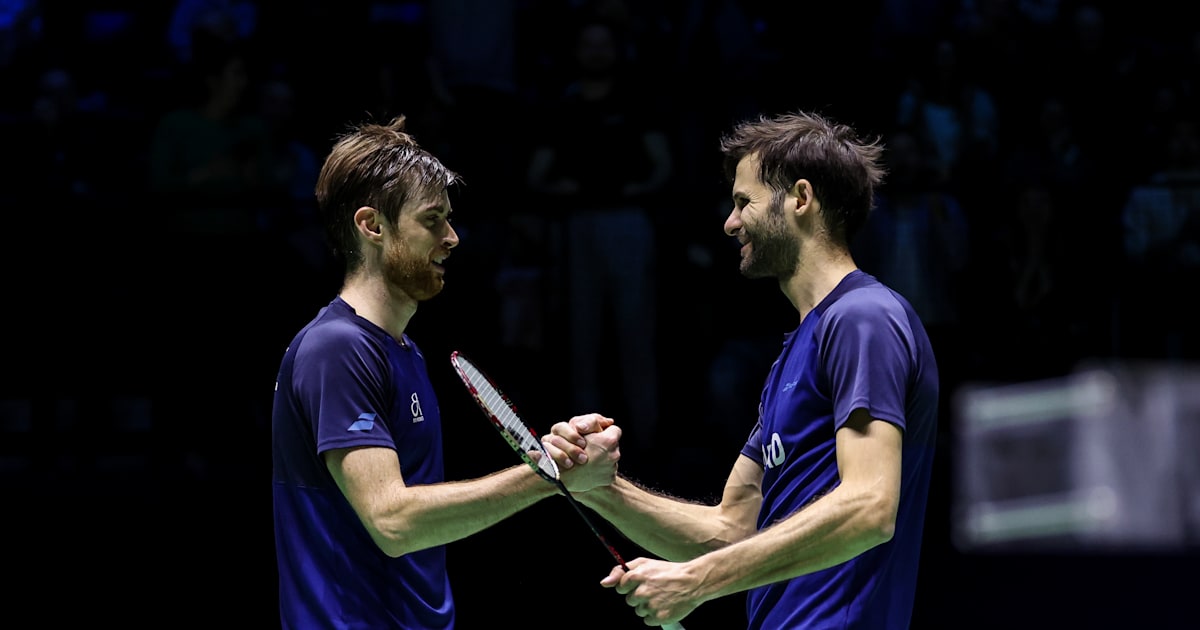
[541,413,623,494]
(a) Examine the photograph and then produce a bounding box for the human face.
[383,193,459,301]
[724,154,797,279]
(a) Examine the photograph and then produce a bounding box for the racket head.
[450,351,559,481]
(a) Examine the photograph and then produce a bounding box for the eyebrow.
[418,201,451,216]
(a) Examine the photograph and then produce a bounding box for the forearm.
[686,485,893,602]
[577,476,740,561]
[373,465,556,555]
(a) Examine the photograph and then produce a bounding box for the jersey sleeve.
[817,289,914,432]
[740,418,764,464]
[292,321,397,454]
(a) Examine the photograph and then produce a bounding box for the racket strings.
[460,361,559,480]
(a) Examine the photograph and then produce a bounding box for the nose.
[444,224,461,249]
[723,207,741,237]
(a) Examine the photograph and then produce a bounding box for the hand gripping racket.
[450,351,686,630]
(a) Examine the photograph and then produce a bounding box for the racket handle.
[663,622,687,630]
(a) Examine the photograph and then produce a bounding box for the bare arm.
[546,417,761,561]
[579,457,762,561]
[624,409,903,610]
[330,417,621,557]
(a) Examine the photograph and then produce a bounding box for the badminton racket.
[450,350,686,630]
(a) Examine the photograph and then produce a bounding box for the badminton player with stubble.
[270,115,622,630]
[545,110,940,629]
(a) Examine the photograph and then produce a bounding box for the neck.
[781,245,858,324]
[339,275,418,343]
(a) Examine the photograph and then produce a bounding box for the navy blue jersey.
[739,270,939,630]
[273,297,453,629]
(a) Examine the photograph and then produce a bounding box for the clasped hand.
[542,413,621,493]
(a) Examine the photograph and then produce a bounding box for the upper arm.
[325,446,406,539]
[835,408,903,528]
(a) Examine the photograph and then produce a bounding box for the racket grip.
[663,622,687,630]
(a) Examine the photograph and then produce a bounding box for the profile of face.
[382,193,459,301]
[726,154,799,280]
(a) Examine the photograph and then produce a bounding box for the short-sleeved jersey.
[739,270,939,630]
[272,296,453,629]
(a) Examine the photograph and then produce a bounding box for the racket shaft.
[558,482,627,569]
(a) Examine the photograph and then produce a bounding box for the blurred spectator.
[424,0,522,200]
[1120,117,1200,360]
[1042,3,1136,161]
[526,14,672,460]
[256,74,338,292]
[166,0,258,64]
[147,33,275,236]
[870,0,953,64]
[417,0,529,357]
[1179,28,1200,113]
[676,0,777,187]
[0,0,41,69]
[12,67,100,210]
[1005,94,1095,194]
[853,128,970,384]
[145,33,280,480]
[894,37,999,198]
[990,181,1080,380]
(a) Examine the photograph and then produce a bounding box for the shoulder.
[822,273,908,325]
[294,307,387,365]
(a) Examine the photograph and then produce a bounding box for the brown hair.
[719,110,885,244]
[315,115,462,271]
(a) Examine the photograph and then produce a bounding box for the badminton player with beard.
[546,111,940,629]
[271,115,621,629]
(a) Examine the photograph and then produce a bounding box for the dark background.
[2,1,1198,628]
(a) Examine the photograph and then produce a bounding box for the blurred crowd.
[3,0,1198,495]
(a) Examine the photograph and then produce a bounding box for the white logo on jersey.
[410,393,425,423]
[761,432,786,469]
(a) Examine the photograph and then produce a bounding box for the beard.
[740,196,799,280]
[383,237,443,301]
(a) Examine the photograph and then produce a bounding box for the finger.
[570,413,614,436]
[600,564,626,588]
[554,420,588,448]
[595,424,623,451]
[539,437,580,469]
[626,556,649,570]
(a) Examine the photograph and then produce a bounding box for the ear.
[354,206,384,242]
[790,179,815,214]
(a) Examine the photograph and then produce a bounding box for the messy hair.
[315,115,462,272]
[719,110,886,244]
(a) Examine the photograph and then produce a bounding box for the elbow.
[362,512,417,558]
[368,524,411,558]
[867,499,898,546]
[870,515,896,546]
[856,493,898,548]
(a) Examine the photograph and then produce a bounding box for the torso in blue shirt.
[272,297,453,629]
[739,270,939,630]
